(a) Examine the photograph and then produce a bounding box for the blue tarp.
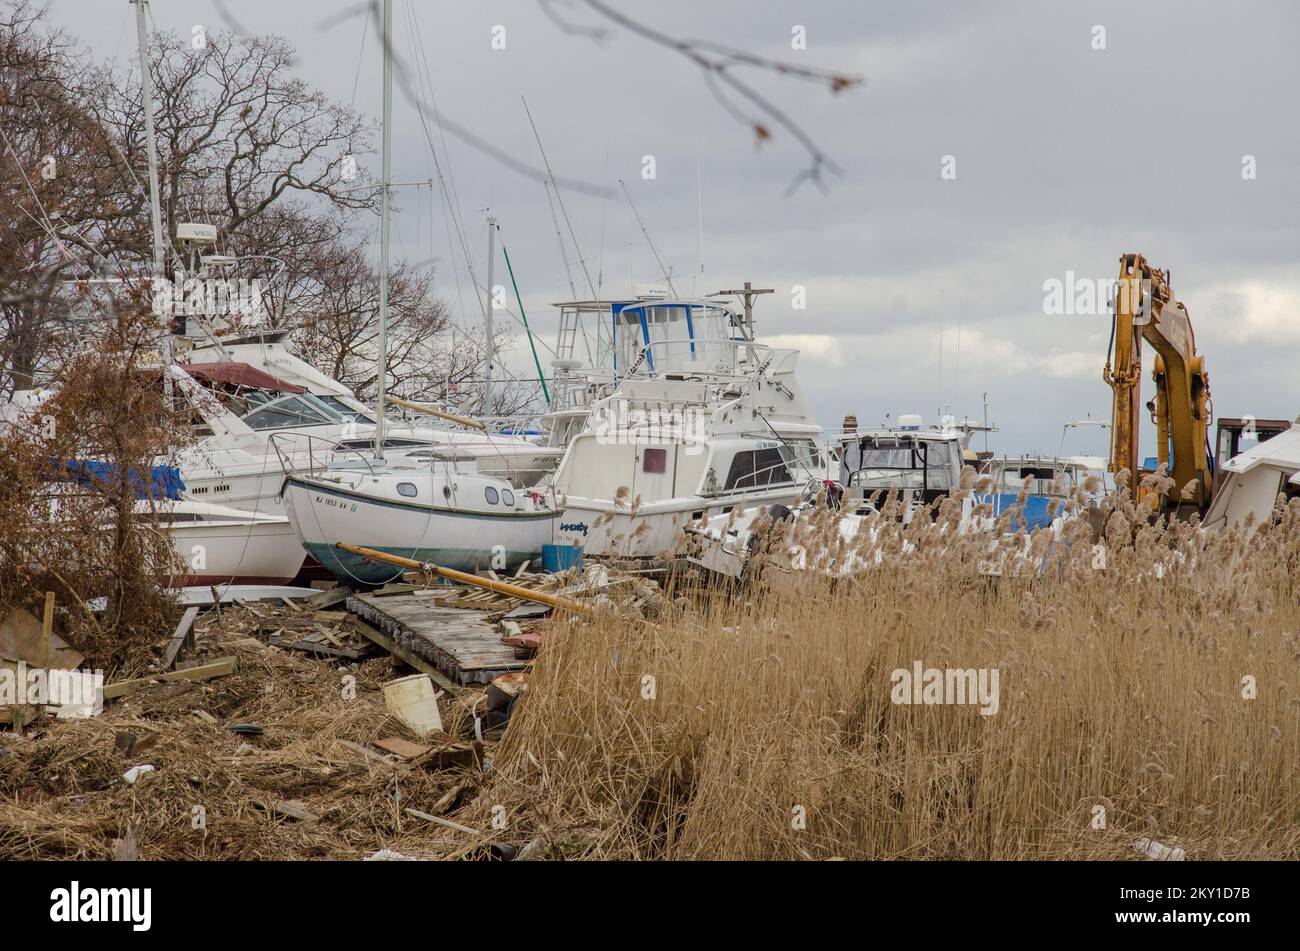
[54,459,186,500]
[975,492,1056,532]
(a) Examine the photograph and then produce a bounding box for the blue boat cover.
[54,459,186,500]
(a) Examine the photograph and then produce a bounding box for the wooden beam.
[349,617,461,696]
[404,807,480,836]
[160,606,200,670]
[40,592,54,668]
[102,656,238,701]
[267,635,366,661]
[337,544,590,616]
[307,586,351,609]
[385,395,486,431]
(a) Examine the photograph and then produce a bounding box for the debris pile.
[0,560,667,860]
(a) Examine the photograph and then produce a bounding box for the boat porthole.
[443,485,452,499]
[396,482,418,498]
[502,489,515,507]
[485,486,500,505]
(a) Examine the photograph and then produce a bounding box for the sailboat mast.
[374,0,392,460]
[133,1,165,276]
[134,0,172,399]
[484,214,495,415]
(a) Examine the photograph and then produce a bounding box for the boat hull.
[167,517,307,586]
[282,476,557,585]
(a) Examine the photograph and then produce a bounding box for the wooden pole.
[41,591,55,668]
[335,543,592,616]
[385,396,487,432]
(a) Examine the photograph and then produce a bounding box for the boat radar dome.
[898,414,924,431]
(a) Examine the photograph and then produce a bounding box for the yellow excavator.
[1103,253,1213,516]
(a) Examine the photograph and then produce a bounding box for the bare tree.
[82,28,376,267]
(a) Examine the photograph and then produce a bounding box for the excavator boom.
[1103,253,1212,512]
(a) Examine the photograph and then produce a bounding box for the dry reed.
[475,491,1300,860]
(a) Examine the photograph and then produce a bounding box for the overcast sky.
[46,0,1300,456]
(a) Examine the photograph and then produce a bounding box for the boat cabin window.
[485,486,500,505]
[643,447,667,474]
[612,303,740,375]
[316,395,375,423]
[241,393,342,430]
[787,437,824,470]
[502,489,515,507]
[396,482,418,498]
[991,463,1075,496]
[724,447,794,490]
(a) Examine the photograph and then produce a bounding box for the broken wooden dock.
[346,591,527,685]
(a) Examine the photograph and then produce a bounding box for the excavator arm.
[1103,253,1213,512]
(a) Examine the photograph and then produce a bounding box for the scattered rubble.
[0,561,667,859]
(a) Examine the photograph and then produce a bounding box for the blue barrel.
[541,543,583,573]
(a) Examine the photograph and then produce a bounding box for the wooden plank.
[374,736,431,759]
[102,656,238,701]
[0,706,36,728]
[160,606,200,670]
[404,807,480,836]
[307,586,351,609]
[40,592,54,668]
[348,616,462,695]
[337,738,397,766]
[267,636,365,661]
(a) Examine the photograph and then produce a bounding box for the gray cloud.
[48,0,1300,455]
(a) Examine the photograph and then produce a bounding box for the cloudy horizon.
[46,0,1300,458]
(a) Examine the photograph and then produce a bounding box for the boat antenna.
[522,97,596,299]
[936,288,944,421]
[954,296,962,408]
[597,137,609,296]
[620,179,677,296]
[541,179,578,301]
[695,143,704,297]
[983,392,989,453]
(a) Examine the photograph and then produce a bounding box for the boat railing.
[550,338,800,394]
[700,444,827,498]
[268,431,377,480]
[616,337,798,383]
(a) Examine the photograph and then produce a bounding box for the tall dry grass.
[473,489,1300,860]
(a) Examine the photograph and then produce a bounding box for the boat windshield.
[988,461,1080,496]
[842,438,956,491]
[241,393,345,430]
[315,394,376,423]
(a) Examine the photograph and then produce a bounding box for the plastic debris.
[122,764,156,785]
[1133,836,1185,861]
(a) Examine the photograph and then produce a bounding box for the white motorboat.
[170,363,561,523]
[1202,418,1300,532]
[687,416,978,579]
[542,293,827,557]
[151,498,307,586]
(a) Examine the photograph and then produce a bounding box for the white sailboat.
[280,0,561,586]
